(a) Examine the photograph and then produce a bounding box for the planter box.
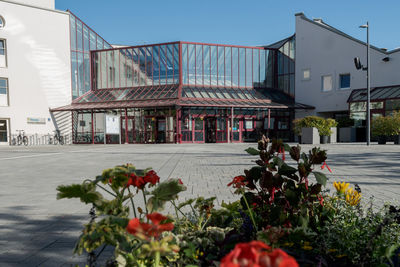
[329,127,337,143]
[301,127,320,144]
[394,135,400,145]
[339,127,356,142]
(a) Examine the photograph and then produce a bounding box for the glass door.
[0,119,8,145]
[216,117,227,142]
[157,119,166,143]
[194,118,204,142]
[232,118,242,142]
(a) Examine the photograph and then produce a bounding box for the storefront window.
[244,119,253,129]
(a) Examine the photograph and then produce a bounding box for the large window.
[69,13,111,98]
[339,74,351,89]
[0,78,8,106]
[0,40,6,67]
[321,75,332,92]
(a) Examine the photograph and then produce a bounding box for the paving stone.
[0,143,399,266]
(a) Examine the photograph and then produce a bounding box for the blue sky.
[56,0,400,50]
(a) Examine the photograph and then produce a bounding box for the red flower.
[143,170,160,185]
[178,179,183,185]
[321,161,332,173]
[260,249,298,267]
[221,241,271,267]
[317,194,324,206]
[221,241,298,267]
[126,212,174,239]
[127,173,146,189]
[227,176,247,188]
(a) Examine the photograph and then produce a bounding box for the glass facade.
[91,42,288,92]
[69,12,112,99]
[276,37,295,96]
[93,43,180,90]
[181,43,275,88]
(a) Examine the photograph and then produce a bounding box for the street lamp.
[357,22,370,146]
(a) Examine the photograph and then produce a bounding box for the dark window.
[340,74,350,89]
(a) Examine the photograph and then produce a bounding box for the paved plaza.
[0,143,399,266]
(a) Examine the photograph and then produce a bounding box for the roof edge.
[297,13,392,55]
[0,0,69,15]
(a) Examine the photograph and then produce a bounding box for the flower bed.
[57,137,400,266]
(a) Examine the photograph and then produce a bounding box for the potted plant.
[293,118,305,144]
[300,116,325,144]
[326,118,338,143]
[337,117,355,142]
[371,116,398,144]
[318,120,332,144]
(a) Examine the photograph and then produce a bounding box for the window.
[0,40,6,67]
[339,74,351,89]
[0,78,8,106]
[244,119,253,129]
[321,75,332,92]
[303,69,310,80]
[0,16,4,28]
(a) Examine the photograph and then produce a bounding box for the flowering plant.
[220,240,298,267]
[56,164,186,266]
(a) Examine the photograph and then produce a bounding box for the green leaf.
[273,156,284,168]
[147,179,186,211]
[245,147,260,156]
[312,171,328,187]
[56,183,102,205]
[283,143,291,153]
[278,163,298,176]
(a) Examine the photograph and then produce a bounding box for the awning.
[51,99,179,111]
[347,85,400,102]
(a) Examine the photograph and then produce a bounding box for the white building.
[0,0,110,145]
[294,12,400,125]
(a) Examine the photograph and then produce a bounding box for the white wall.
[0,1,71,138]
[295,14,400,117]
[2,0,55,10]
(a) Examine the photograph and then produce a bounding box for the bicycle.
[53,130,64,145]
[49,130,64,145]
[11,130,28,146]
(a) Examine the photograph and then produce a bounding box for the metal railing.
[8,133,73,146]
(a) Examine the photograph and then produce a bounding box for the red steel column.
[125,108,129,144]
[91,110,94,144]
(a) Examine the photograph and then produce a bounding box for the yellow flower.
[302,245,313,250]
[333,181,350,194]
[302,242,313,250]
[345,189,361,206]
[328,248,338,253]
[282,242,294,247]
[336,254,347,258]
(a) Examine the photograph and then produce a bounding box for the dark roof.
[51,83,314,111]
[264,35,295,49]
[51,99,178,111]
[72,84,180,104]
[347,85,400,103]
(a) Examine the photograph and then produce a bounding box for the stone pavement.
[0,143,399,266]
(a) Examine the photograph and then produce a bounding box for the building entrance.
[0,119,9,145]
[205,117,216,143]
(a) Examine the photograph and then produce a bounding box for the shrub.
[371,115,399,137]
[293,116,337,136]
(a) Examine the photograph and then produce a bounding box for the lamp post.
[359,22,370,146]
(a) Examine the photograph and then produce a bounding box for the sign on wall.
[27,117,46,124]
[105,114,120,134]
